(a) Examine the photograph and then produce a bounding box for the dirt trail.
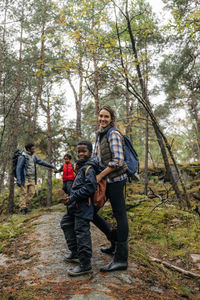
[0,209,187,299]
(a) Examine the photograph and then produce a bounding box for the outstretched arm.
[54,165,63,173]
[34,156,55,169]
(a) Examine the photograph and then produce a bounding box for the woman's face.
[98,109,112,128]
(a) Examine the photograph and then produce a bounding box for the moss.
[0,212,40,253]
[99,181,200,265]
[16,286,35,300]
[179,285,193,298]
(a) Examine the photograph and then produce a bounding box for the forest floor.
[0,204,200,300]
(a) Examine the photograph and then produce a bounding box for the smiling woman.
[92,105,129,272]
[98,109,113,129]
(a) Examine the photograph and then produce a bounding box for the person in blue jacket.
[16,143,55,214]
[61,140,99,277]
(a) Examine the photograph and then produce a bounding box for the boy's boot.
[100,240,128,272]
[68,263,92,276]
[101,229,117,255]
[64,251,79,263]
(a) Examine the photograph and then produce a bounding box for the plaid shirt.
[93,130,127,183]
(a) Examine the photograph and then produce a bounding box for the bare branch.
[150,256,200,279]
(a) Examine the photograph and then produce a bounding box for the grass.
[0,214,35,253]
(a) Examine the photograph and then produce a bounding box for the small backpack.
[12,150,26,178]
[85,165,107,208]
[106,128,139,181]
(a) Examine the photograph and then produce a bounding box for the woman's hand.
[96,166,117,183]
[96,173,103,183]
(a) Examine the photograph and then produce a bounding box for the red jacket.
[63,162,75,181]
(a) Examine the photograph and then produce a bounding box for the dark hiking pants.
[62,180,73,195]
[60,213,92,266]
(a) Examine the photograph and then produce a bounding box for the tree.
[111,0,190,207]
[160,0,200,160]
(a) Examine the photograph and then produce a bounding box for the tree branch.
[150,256,200,279]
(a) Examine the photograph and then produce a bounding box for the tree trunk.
[47,170,52,207]
[8,0,24,213]
[46,94,52,206]
[32,0,47,138]
[68,52,83,140]
[93,55,100,129]
[77,53,83,140]
[125,75,131,138]
[0,135,10,194]
[0,0,8,153]
[0,0,7,88]
[144,113,149,195]
[143,42,149,195]
[190,96,200,159]
[0,165,6,194]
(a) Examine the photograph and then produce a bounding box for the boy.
[55,153,75,195]
[61,140,98,276]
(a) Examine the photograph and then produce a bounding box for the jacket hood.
[85,157,104,174]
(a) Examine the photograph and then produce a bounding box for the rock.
[150,286,164,294]
[190,254,200,263]
[0,254,9,266]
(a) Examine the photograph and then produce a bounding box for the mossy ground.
[99,181,200,299]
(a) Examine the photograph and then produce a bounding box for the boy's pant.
[61,213,92,266]
[19,178,35,210]
[62,180,73,195]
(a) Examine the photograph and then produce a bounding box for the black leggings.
[93,179,128,242]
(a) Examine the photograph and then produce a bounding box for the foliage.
[0,0,199,210]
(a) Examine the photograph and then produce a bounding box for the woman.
[93,105,129,272]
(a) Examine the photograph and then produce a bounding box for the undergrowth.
[99,181,200,298]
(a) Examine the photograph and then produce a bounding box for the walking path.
[0,209,188,299]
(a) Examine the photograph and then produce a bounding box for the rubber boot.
[68,264,92,276]
[100,240,128,272]
[101,229,117,255]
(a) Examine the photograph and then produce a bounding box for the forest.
[0,0,199,211]
[0,0,200,299]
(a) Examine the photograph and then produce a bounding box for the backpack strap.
[106,127,118,141]
[106,127,125,154]
[85,165,92,207]
[85,165,92,176]
[106,127,124,146]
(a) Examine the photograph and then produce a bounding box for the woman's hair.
[99,105,116,127]
[77,140,93,153]
[64,153,72,160]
